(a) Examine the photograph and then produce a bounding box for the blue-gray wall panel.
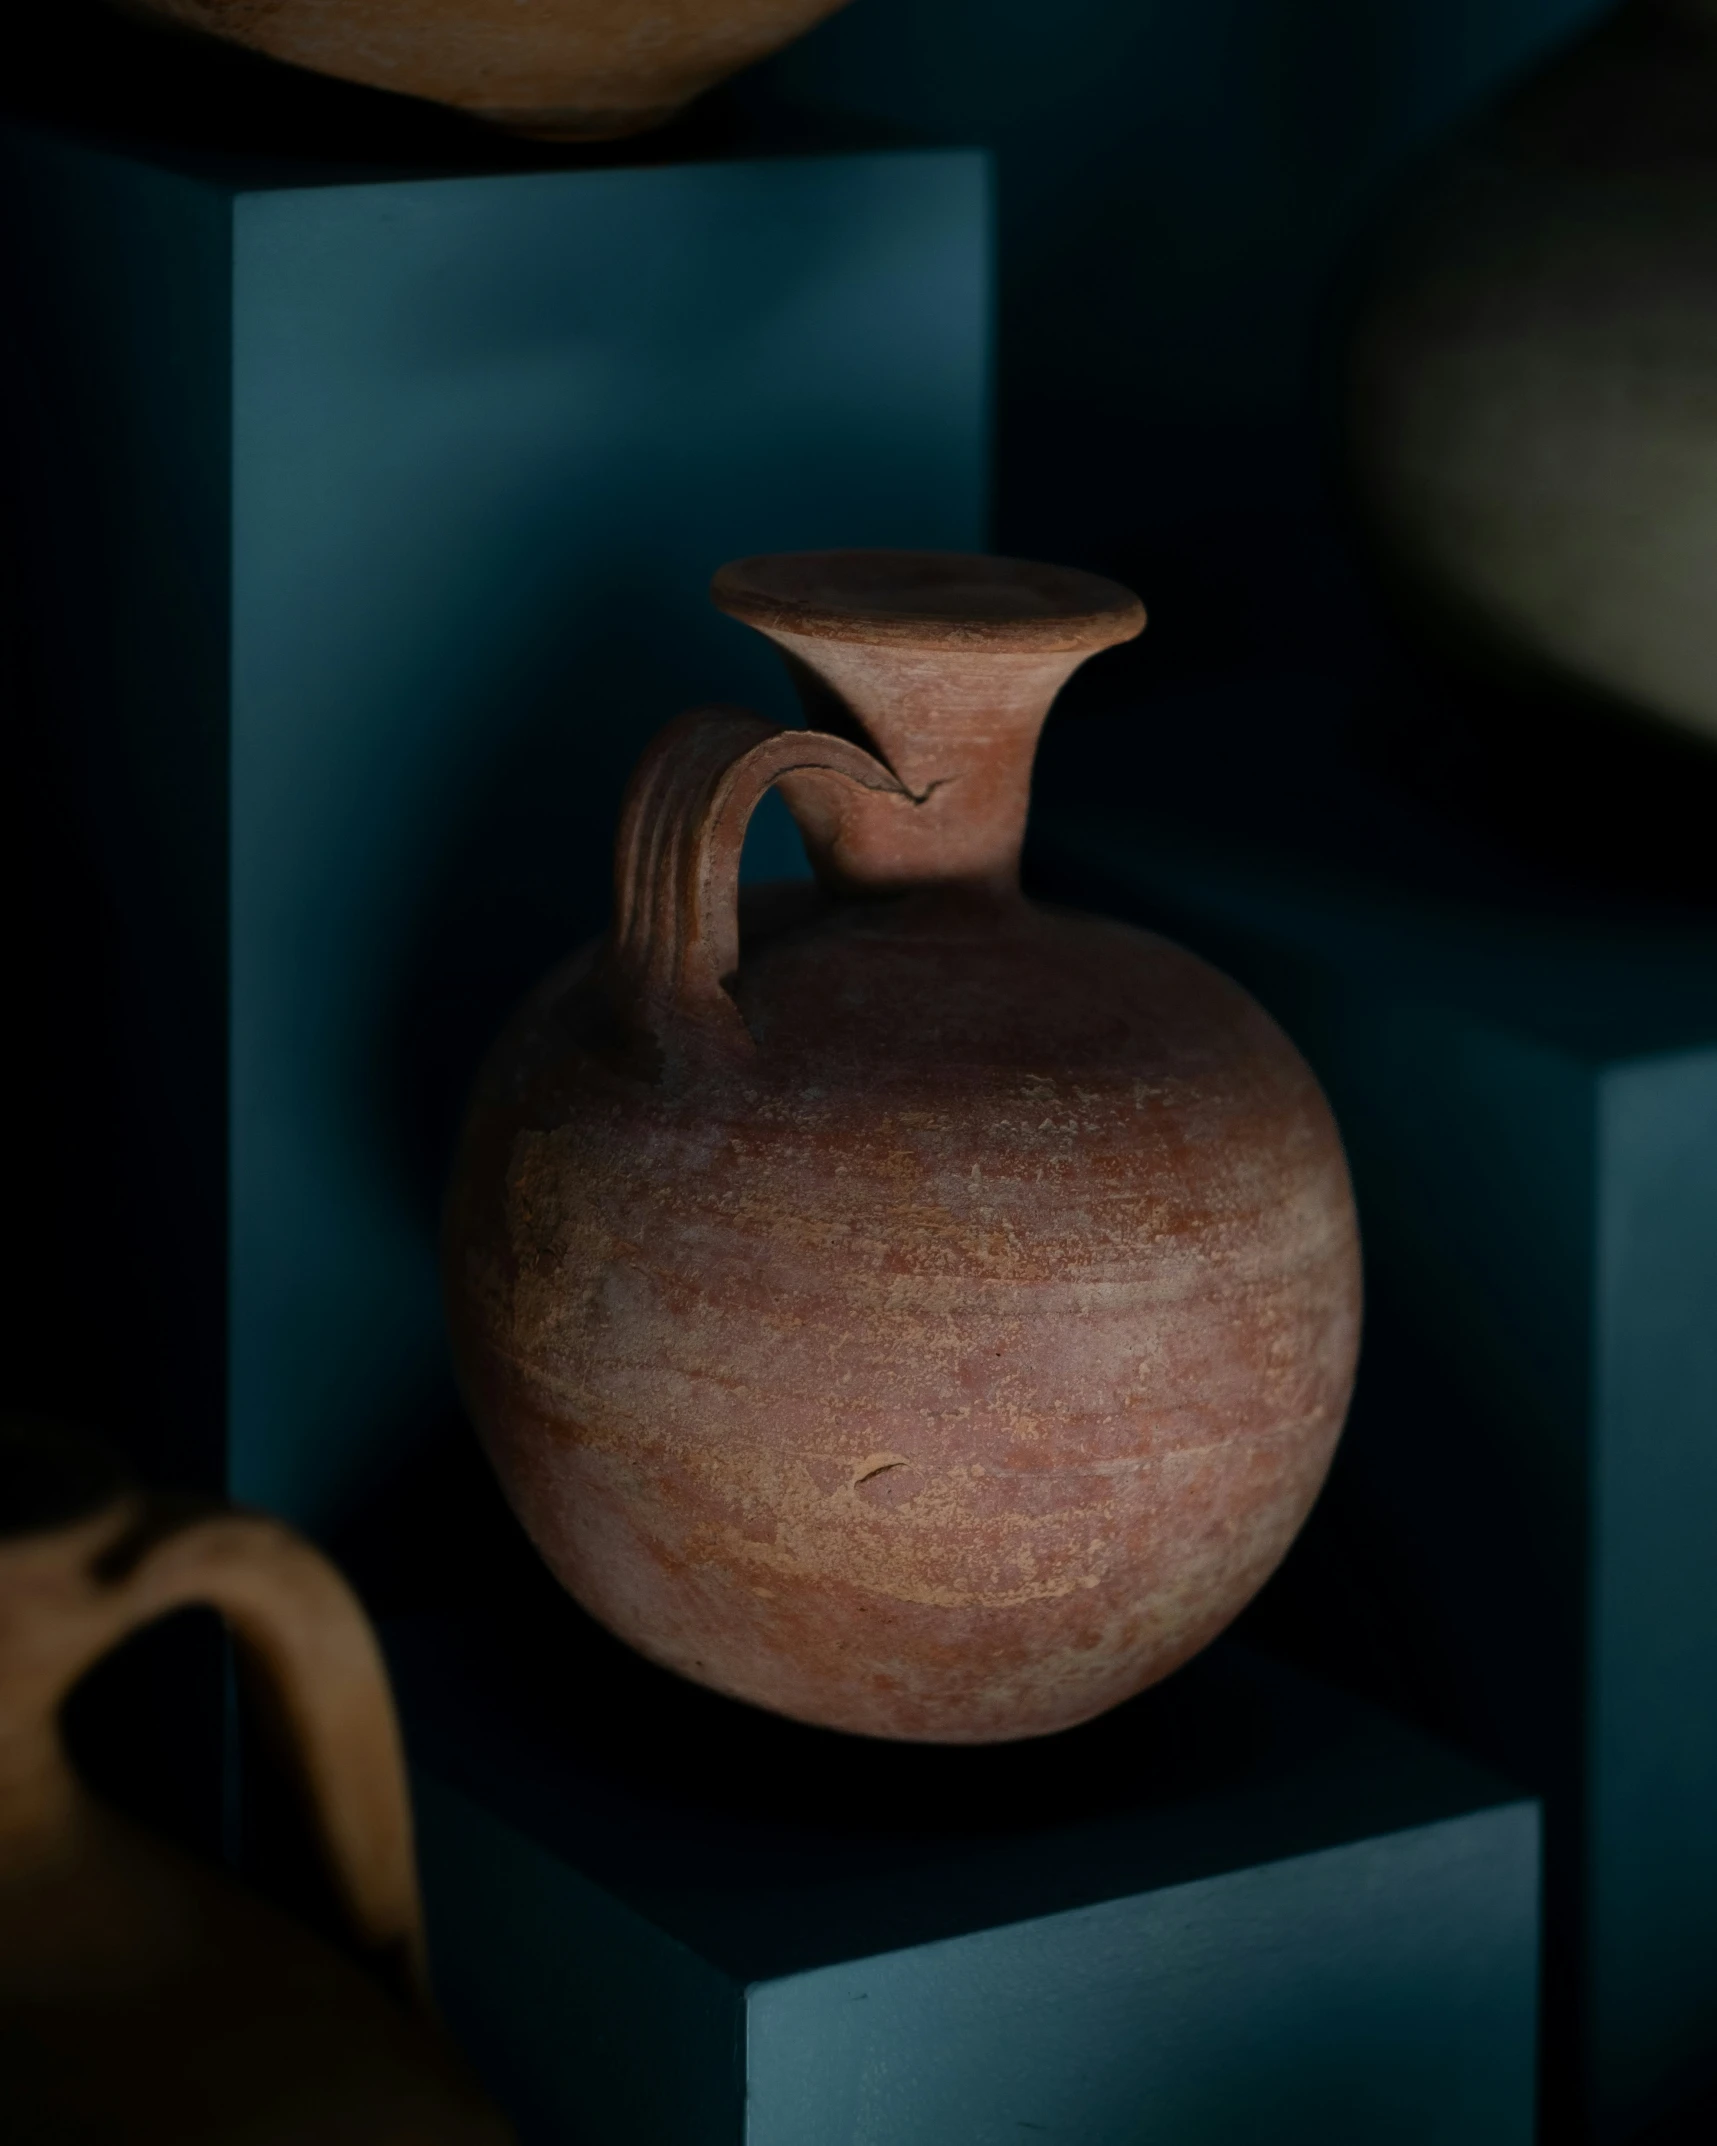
[226,151,989,1531]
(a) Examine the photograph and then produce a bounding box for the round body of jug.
[442,552,1361,1742]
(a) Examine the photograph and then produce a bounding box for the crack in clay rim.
[710,549,1147,653]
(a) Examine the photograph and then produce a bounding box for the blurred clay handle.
[99,1499,428,2006]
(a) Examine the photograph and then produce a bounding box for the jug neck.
[770,633,1101,894]
[712,552,1145,898]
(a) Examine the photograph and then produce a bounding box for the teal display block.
[390,1611,1539,2146]
[1028,675,1717,2141]
[0,116,989,1537]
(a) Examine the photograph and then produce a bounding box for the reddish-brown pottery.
[107,0,856,140]
[0,1421,512,2145]
[443,551,1362,1744]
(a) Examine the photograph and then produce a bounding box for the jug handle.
[97,1498,430,2007]
[607,704,907,1065]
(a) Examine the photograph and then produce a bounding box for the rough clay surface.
[445,888,1360,1743]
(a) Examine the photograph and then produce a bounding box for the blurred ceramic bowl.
[109,0,857,139]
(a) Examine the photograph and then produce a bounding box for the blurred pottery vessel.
[442,550,1362,1745]
[1348,0,1717,748]
[107,0,856,140]
[0,1421,511,2145]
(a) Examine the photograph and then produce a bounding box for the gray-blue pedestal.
[389,1612,1539,2146]
[1028,672,1717,2141]
[0,108,988,1540]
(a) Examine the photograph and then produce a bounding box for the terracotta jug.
[443,551,1362,1744]
[107,0,856,141]
[0,1420,511,2145]
[1347,0,1717,749]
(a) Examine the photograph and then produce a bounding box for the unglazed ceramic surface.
[108,0,855,138]
[0,1422,510,2145]
[1348,0,1717,748]
[443,552,1361,1743]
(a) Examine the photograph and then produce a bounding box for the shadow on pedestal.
[371,1428,1539,2145]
